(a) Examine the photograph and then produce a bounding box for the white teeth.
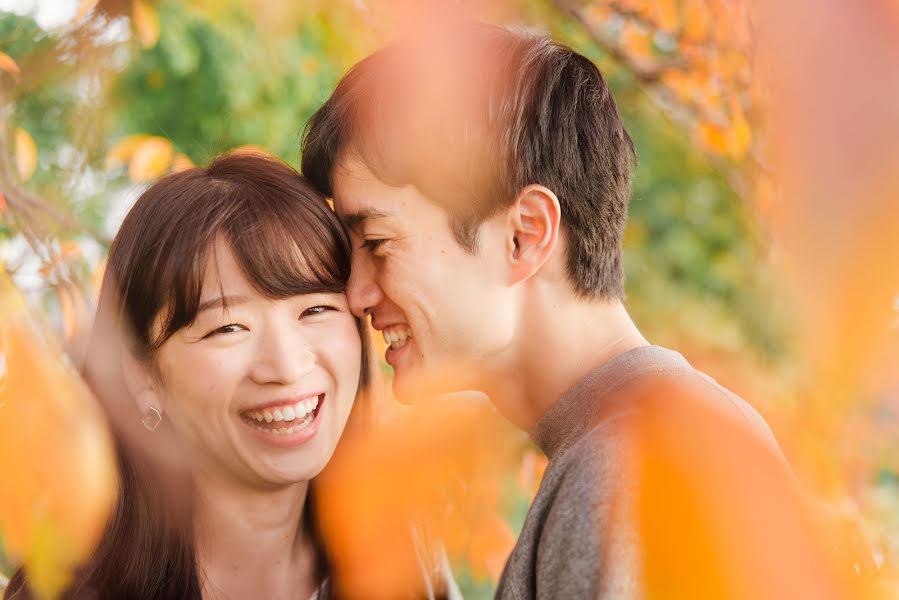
[382,325,412,349]
[247,411,314,435]
[294,401,308,419]
[244,394,321,430]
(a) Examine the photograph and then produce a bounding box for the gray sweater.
[495,345,782,599]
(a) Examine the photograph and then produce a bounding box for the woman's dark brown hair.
[5,152,374,599]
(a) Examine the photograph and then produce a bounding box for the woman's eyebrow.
[196,295,251,315]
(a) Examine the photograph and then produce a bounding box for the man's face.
[331,154,516,400]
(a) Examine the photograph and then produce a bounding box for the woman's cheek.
[319,318,362,385]
[159,346,241,412]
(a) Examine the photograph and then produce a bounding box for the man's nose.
[347,250,384,318]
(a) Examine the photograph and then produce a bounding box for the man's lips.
[381,323,413,351]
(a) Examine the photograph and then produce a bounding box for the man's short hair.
[302,22,635,299]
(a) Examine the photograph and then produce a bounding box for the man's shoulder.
[545,358,786,510]
[571,354,781,461]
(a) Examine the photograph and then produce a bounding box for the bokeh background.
[1,1,897,598]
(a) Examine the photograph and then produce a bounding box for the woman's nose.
[249,328,316,386]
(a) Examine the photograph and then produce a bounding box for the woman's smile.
[239,393,326,448]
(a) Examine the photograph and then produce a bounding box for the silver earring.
[141,406,162,432]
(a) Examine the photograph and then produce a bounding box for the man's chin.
[390,360,477,404]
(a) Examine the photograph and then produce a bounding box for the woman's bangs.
[225,191,351,299]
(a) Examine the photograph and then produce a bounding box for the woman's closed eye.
[301,305,339,318]
[203,323,247,338]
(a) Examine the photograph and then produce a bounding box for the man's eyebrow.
[342,208,391,230]
[196,295,251,315]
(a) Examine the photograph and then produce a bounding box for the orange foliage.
[0,274,118,600]
[629,377,864,599]
[131,0,160,49]
[315,394,518,598]
[14,128,37,183]
[0,51,20,77]
[128,136,174,182]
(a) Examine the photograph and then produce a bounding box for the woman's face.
[150,238,361,487]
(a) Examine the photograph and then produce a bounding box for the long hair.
[5,152,375,599]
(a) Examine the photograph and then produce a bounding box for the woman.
[5,153,377,599]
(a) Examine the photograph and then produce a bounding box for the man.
[302,23,846,599]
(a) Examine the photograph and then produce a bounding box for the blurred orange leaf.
[128,136,174,182]
[75,0,99,20]
[170,152,194,173]
[683,0,712,41]
[14,128,37,182]
[0,51,20,77]
[0,274,118,600]
[468,513,515,582]
[661,68,693,103]
[654,0,680,31]
[105,134,151,169]
[317,395,516,598]
[57,284,88,341]
[91,259,106,303]
[696,121,728,154]
[621,22,653,63]
[726,97,752,160]
[0,192,7,215]
[132,0,160,49]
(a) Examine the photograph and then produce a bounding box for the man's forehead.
[331,154,409,227]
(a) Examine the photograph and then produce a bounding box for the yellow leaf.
[696,122,728,154]
[132,0,160,49]
[0,51,20,77]
[683,0,711,41]
[468,514,515,582]
[0,275,118,599]
[621,22,653,62]
[300,56,319,75]
[725,97,752,160]
[105,134,151,169]
[586,5,611,23]
[14,128,37,182]
[91,259,106,303]
[661,68,692,103]
[654,0,680,31]
[170,152,194,173]
[57,285,87,341]
[60,241,81,260]
[75,0,99,20]
[128,136,174,182]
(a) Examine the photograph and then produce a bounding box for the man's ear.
[506,184,561,285]
[121,348,163,418]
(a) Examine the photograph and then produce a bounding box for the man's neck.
[485,295,648,432]
[193,472,319,600]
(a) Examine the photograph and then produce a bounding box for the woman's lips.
[239,393,325,448]
[241,393,322,424]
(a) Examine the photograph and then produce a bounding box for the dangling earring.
[141,406,162,432]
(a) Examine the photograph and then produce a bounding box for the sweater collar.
[530,345,691,460]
